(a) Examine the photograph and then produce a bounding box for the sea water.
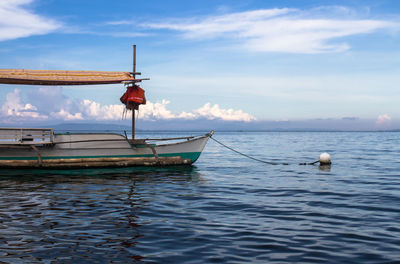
[0,131,399,263]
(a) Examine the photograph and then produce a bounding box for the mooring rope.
[209,135,319,166]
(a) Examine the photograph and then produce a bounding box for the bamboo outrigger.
[0,46,212,169]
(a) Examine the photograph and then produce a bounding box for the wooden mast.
[132,45,136,140]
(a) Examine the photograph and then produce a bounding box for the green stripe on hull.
[0,152,202,163]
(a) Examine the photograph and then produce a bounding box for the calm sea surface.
[0,132,399,263]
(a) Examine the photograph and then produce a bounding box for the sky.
[0,0,400,130]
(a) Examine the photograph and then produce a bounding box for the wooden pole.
[133,45,136,76]
[132,45,136,140]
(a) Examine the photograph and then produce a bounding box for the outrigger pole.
[132,44,136,140]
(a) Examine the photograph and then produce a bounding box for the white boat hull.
[0,132,212,169]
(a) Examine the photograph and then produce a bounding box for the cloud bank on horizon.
[0,88,392,130]
[0,88,255,124]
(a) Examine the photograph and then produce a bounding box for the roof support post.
[132,44,136,140]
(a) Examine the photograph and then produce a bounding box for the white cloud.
[1,89,47,120]
[376,114,391,126]
[138,100,255,121]
[0,0,60,41]
[145,9,293,38]
[50,109,83,121]
[0,88,255,122]
[138,100,255,122]
[105,20,134,26]
[80,99,125,120]
[138,100,176,120]
[191,103,256,122]
[144,7,398,53]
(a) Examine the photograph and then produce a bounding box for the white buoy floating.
[319,152,331,165]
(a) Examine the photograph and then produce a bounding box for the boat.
[0,46,212,169]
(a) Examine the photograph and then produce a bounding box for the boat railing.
[0,128,54,145]
[144,136,195,141]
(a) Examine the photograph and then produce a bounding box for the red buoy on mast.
[120,84,146,110]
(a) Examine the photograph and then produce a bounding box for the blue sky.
[0,0,400,129]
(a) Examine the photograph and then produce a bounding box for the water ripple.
[0,132,399,263]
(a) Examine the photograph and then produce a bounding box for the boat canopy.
[0,69,136,85]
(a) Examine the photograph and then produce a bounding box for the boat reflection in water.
[0,165,203,262]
